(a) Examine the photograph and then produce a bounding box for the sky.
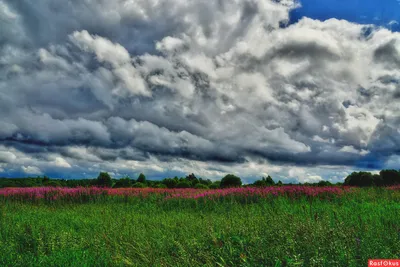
[291,0,400,31]
[0,0,399,183]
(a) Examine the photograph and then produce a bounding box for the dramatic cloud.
[0,0,399,182]
[21,166,42,175]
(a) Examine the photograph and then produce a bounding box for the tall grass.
[0,187,399,266]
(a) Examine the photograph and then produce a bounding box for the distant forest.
[0,169,399,188]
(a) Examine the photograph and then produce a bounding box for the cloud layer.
[0,0,399,182]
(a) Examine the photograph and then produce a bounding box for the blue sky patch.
[291,0,400,31]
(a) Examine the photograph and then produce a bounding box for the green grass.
[0,188,399,266]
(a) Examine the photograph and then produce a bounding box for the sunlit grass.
[0,187,399,266]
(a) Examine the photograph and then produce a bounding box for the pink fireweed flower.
[0,185,356,202]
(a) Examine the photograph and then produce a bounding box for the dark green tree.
[253,179,265,187]
[373,174,383,186]
[162,178,178,188]
[220,174,242,188]
[380,170,400,186]
[186,173,197,181]
[137,173,146,184]
[253,175,275,187]
[96,172,113,187]
[344,172,374,187]
[265,175,275,185]
[42,176,50,184]
[113,177,132,188]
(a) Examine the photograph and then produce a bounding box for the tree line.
[0,169,399,188]
[343,169,400,187]
[0,173,243,189]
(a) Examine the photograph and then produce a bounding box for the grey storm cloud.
[0,0,399,181]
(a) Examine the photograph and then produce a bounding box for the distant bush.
[194,183,209,189]
[162,178,178,188]
[253,176,275,187]
[176,181,191,188]
[317,181,332,187]
[199,178,212,186]
[45,181,62,187]
[209,181,221,189]
[220,174,242,188]
[132,182,146,188]
[113,177,132,188]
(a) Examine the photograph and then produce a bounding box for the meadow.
[0,186,399,266]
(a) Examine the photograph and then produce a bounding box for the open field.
[0,186,399,266]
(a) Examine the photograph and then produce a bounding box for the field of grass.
[0,186,399,266]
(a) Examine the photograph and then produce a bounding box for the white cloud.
[339,145,369,156]
[53,157,71,168]
[0,151,17,163]
[21,166,42,175]
[304,175,323,183]
[69,30,150,97]
[70,30,131,67]
[0,0,399,181]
